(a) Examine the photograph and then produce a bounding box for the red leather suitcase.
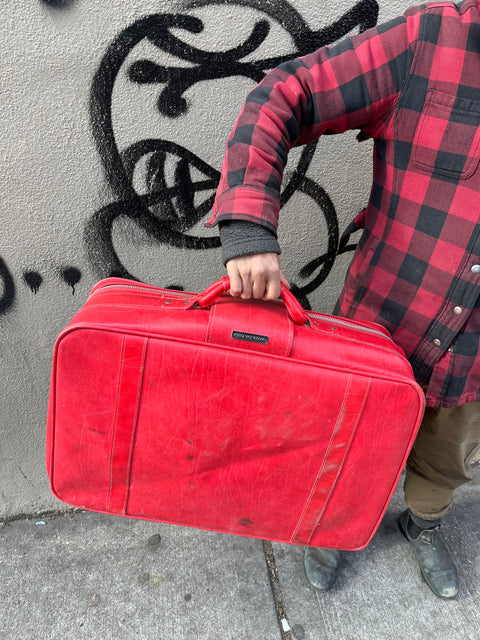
[46,276,425,550]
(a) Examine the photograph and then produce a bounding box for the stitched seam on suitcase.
[205,298,217,344]
[290,375,371,545]
[107,337,148,515]
[284,311,294,357]
[122,338,147,514]
[107,337,127,512]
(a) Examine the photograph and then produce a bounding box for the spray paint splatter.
[41,0,76,9]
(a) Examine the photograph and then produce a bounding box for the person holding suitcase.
[207,1,480,599]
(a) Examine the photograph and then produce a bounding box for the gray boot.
[303,547,341,592]
[398,510,459,599]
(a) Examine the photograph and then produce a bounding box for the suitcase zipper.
[90,282,196,300]
[308,312,391,340]
[91,282,391,339]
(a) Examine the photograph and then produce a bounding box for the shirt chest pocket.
[413,89,480,180]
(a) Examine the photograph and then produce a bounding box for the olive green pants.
[404,402,480,521]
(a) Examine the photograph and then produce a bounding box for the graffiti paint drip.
[23,271,43,295]
[61,267,82,295]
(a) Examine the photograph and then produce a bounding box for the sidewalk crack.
[263,540,292,640]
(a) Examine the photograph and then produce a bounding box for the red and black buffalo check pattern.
[208,1,480,407]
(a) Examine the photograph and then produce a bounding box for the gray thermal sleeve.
[219,221,281,265]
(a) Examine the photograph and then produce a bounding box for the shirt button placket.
[428,262,480,362]
[443,267,480,355]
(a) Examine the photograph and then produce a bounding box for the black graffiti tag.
[87,0,379,306]
[0,257,15,315]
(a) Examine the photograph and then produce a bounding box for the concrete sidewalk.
[1,467,479,640]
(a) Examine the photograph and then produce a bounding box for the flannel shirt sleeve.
[207,9,421,233]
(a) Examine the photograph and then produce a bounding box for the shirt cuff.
[219,221,281,265]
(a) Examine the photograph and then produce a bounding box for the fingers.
[226,258,256,298]
[226,253,289,300]
[280,270,290,290]
[227,264,244,298]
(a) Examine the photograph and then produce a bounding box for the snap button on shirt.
[453,306,463,315]
[433,338,441,347]
[471,265,480,274]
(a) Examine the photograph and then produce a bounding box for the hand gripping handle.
[187,276,309,326]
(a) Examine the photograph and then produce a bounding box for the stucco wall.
[1,0,412,516]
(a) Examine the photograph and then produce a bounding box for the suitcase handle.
[189,276,309,326]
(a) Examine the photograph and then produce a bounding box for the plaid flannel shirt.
[207,0,480,408]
